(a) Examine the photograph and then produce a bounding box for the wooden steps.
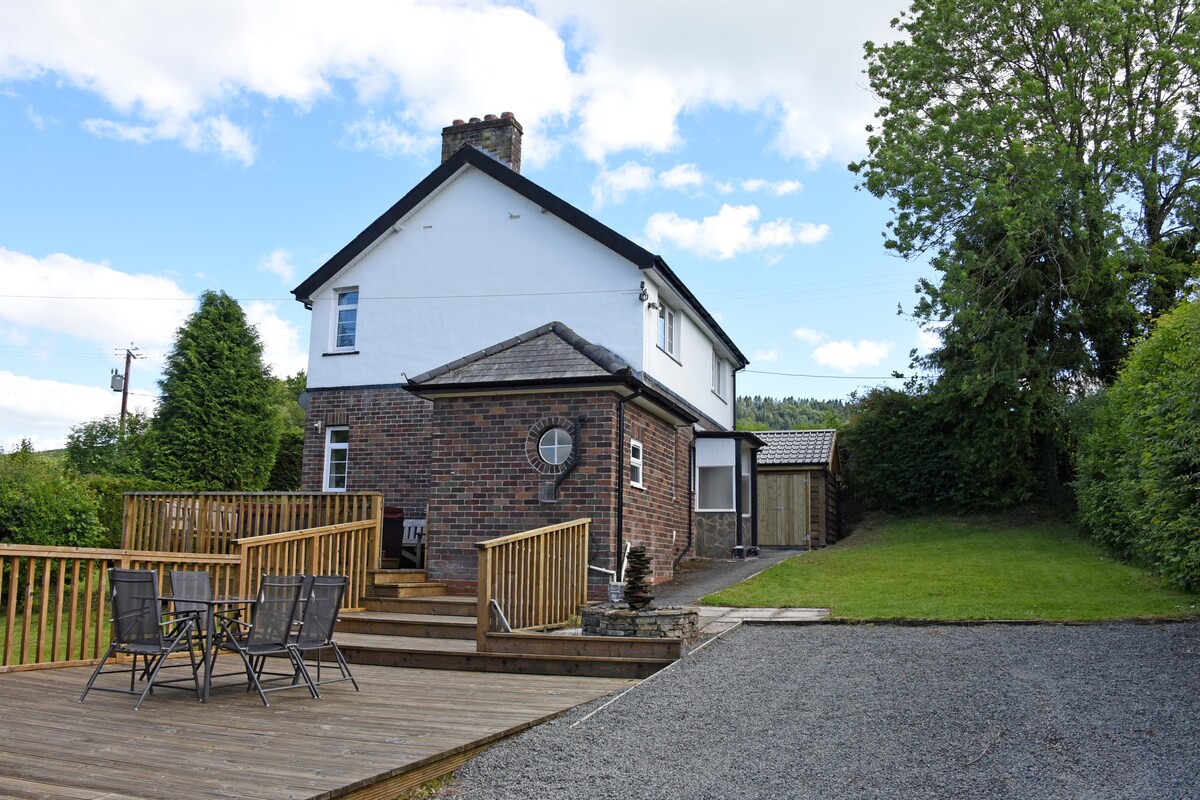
[336,632,674,679]
[350,570,679,679]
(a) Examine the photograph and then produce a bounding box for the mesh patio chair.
[212,573,317,706]
[290,575,360,694]
[168,569,212,662]
[79,568,201,710]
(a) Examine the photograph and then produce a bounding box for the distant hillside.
[736,396,849,431]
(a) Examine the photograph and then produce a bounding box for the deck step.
[338,611,476,640]
[363,595,478,617]
[336,632,673,679]
[369,568,428,585]
[367,581,448,598]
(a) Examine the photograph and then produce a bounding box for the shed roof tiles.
[754,429,837,466]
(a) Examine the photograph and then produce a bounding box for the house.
[754,429,843,548]
[292,113,760,594]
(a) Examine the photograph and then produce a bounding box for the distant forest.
[735,396,849,431]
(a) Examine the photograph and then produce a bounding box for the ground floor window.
[630,439,644,488]
[324,426,349,491]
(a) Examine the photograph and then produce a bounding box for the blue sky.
[0,0,932,451]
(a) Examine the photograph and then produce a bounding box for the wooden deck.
[0,662,633,800]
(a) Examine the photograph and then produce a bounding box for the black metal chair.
[79,568,201,710]
[290,575,360,694]
[168,569,212,661]
[212,574,316,706]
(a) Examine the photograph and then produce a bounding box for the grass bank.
[704,512,1199,621]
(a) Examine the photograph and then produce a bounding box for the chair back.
[168,570,212,615]
[109,568,163,647]
[248,574,305,648]
[296,575,348,646]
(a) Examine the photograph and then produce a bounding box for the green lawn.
[704,512,1200,621]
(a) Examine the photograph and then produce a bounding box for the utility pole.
[112,345,141,436]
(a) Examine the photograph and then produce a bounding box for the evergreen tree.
[153,290,280,490]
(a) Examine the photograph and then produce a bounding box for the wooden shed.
[754,429,843,548]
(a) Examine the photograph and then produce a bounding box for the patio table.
[162,595,256,702]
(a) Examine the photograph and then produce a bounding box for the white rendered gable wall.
[305,165,734,429]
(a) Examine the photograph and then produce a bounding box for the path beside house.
[441,623,1200,799]
[654,547,800,606]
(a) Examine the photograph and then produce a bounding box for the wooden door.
[757,472,810,546]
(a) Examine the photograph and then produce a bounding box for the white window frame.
[333,287,359,351]
[323,426,349,492]
[629,438,644,489]
[711,349,727,400]
[657,304,677,359]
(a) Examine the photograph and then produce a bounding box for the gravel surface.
[442,623,1200,800]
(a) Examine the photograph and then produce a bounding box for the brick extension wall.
[425,390,695,595]
[301,386,432,518]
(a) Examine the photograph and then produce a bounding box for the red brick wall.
[301,387,432,518]
[621,402,694,586]
[425,391,695,594]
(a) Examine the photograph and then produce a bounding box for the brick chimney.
[441,112,523,173]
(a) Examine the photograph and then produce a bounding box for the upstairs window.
[629,439,644,488]
[324,427,349,491]
[657,304,677,359]
[711,350,727,400]
[334,288,359,350]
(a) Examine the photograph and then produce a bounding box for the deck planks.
[0,661,633,800]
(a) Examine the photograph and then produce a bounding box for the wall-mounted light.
[647,302,661,311]
[638,281,649,302]
[312,419,323,434]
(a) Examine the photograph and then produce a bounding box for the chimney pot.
[469,116,481,123]
[452,118,465,126]
[501,111,514,119]
[484,113,498,121]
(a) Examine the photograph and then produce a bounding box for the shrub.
[1076,299,1200,589]
[0,449,106,548]
[82,474,178,548]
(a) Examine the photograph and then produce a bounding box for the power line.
[743,368,907,380]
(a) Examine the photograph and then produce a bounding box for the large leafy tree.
[153,291,280,490]
[846,0,1200,507]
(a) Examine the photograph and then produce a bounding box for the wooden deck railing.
[122,492,382,554]
[234,518,380,612]
[474,518,590,651]
[0,545,239,672]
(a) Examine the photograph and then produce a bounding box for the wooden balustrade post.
[476,546,492,653]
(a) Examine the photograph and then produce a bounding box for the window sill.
[656,345,682,366]
[322,350,360,357]
[630,482,645,491]
[711,389,728,403]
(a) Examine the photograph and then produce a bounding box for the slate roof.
[290,145,747,367]
[755,429,837,466]
[406,321,628,385]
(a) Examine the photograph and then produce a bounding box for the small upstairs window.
[711,349,727,400]
[334,288,359,350]
[657,304,677,359]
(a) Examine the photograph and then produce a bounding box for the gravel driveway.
[442,623,1199,799]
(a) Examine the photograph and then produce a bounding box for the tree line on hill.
[0,290,306,549]
[735,396,849,431]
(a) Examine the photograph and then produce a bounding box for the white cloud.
[916,324,944,352]
[344,114,435,158]
[644,204,829,260]
[792,327,827,345]
[0,1,573,166]
[243,301,307,378]
[593,162,656,205]
[812,339,894,373]
[742,178,803,196]
[0,248,194,349]
[0,371,123,451]
[752,348,779,363]
[257,249,296,284]
[26,104,45,130]
[536,0,904,163]
[658,163,704,191]
[83,115,256,165]
[0,1,902,167]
